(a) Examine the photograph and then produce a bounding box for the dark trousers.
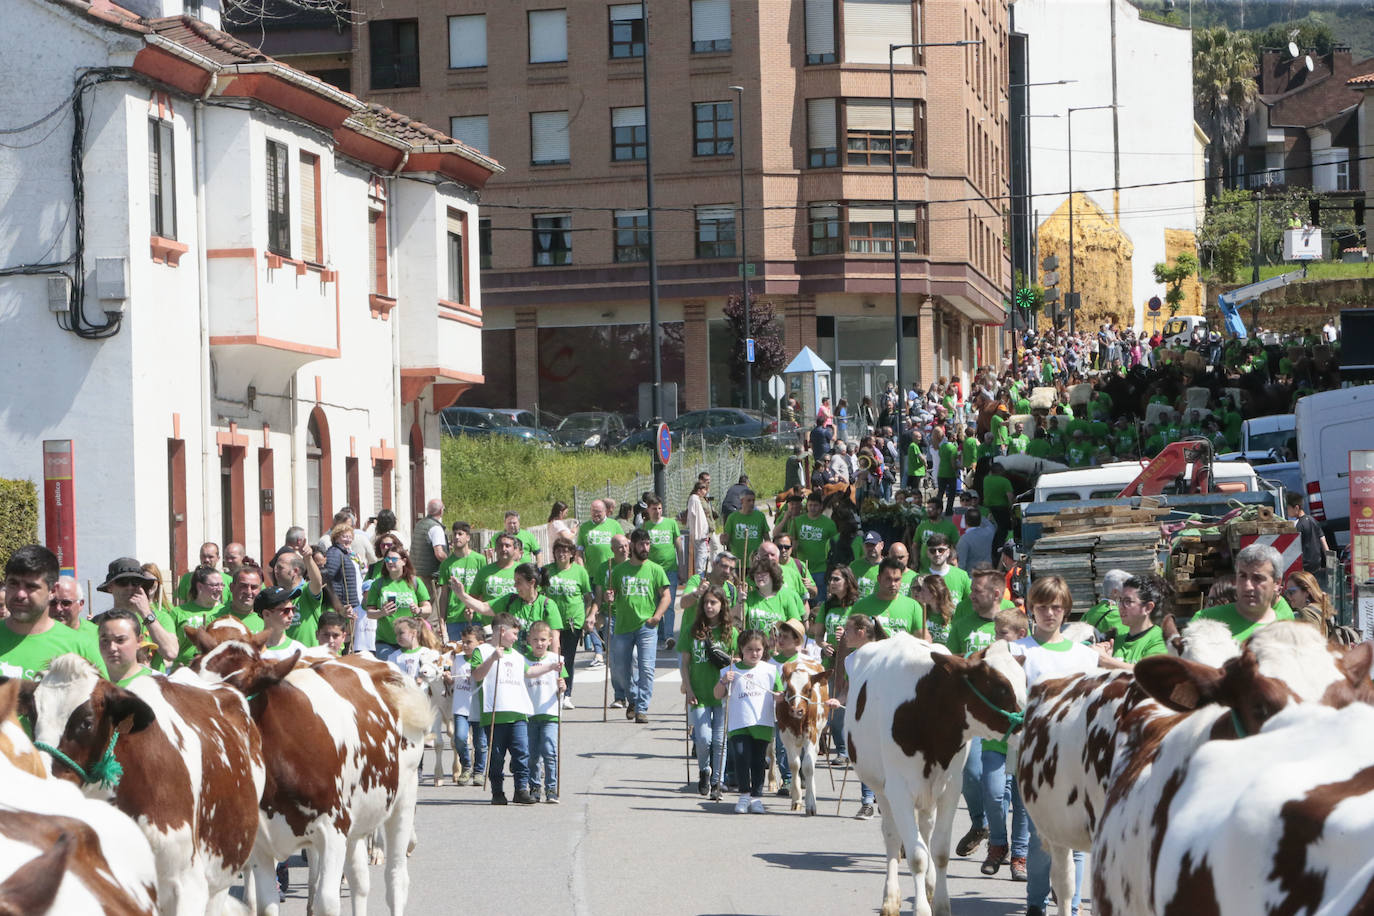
[988,505,1013,562]
[559,626,580,695]
[729,732,770,798]
[937,476,958,515]
[488,720,530,797]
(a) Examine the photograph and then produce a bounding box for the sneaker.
[561,696,576,710]
[634,712,649,724]
[625,705,636,720]
[775,779,792,797]
[749,797,766,814]
[698,768,711,796]
[512,788,537,805]
[1010,856,1028,882]
[855,803,875,820]
[530,786,542,803]
[830,754,849,767]
[709,784,723,801]
[589,656,604,668]
[610,698,626,708]
[734,795,751,814]
[474,773,487,788]
[545,793,559,804]
[981,844,1009,876]
[664,638,676,651]
[1027,908,1046,916]
[456,768,471,787]
[955,825,990,857]
[491,793,508,806]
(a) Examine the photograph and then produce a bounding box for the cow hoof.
[433,777,446,788]
[369,851,384,866]
[791,801,800,812]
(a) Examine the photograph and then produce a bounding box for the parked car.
[552,412,629,449]
[619,408,800,449]
[439,406,555,445]
[491,408,561,432]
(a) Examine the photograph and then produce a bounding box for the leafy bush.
[0,478,39,572]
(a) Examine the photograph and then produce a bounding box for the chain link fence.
[571,439,749,520]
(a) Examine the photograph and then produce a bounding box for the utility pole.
[643,1,664,498]
[1252,190,1262,285]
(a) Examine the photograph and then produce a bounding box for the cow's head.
[182,617,256,657]
[780,660,828,719]
[30,654,154,796]
[1247,619,1374,706]
[186,640,299,698]
[933,641,1029,740]
[1134,650,1297,737]
[0,679,46,778]
[1172,618,1242,667]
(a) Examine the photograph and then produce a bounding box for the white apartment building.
[0,0,499,585]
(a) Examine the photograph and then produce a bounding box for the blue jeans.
[981,747,1029,856]
[374,641,399,662]
[487,719,529,797]
[812,570,828,605]
[774,731,792,783]
[468,715,487,775]
[658,571,679,645]
[528,718,558,797]
[451,715,473,771]
[445,621,475,641]
[690,703,727,779]
[962,737,987,829]
[583,627,604,654]
[610,624,658,714]
[1027,817,1084,914]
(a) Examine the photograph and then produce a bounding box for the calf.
[844,633,1028,916]
[188,636,428,916]
[774,657,828,816]
[416,645,460,787]
[29,655,265,916]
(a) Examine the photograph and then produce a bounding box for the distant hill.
[1128,0,1374,60]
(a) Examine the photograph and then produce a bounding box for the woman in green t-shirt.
[680,585,737,800]
[544,540,594,705]
[367,532,404,581]
[742,557,794,637]
[1094,574,1168,669]
[916,574,956,646]
[364,545,432,661]
[451,563,561,652]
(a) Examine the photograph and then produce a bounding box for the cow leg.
[309,832,348,916]
[343,838,371,916]
[382,803,414,915]
[881,787,936,916]
[781,733,802,812]
[928,757,967,916]
[875,789,907,916]
[431,721,447,788]
[917,807,937,904]
[801,741,818,817]
[247,846,280,916]
[1048,842,1075,916]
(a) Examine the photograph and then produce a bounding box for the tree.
[722,294,787,406]
[1152,251,1200,316]
[1245,18,1337,58]
[1194,27,1259,201]
[1197,186,1326,281]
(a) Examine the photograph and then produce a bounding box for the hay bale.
[1185,387,1211,410]
[1146,403,1177,426]
[1181,350,1207,374]
[1068,383,1093,408]
[1029,387,1058,411]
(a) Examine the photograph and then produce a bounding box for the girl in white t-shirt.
[714,629,781,814]
[450,625,484,785]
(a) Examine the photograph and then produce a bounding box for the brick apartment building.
[246,0,1012,421]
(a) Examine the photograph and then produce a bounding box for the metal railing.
[571,439,750,520]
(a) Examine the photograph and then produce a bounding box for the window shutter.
[845,99,914,131]
[609,3,642,21]
[530,111,570,163]
[528,9,568,63]
[691,0,729,42]
[299,152,319,262]
[848,203,918,222]
[811,203,839,220]
[148,120,161,230]
[449,115,489,154]
[611,106,645,128]
[844,0,912,64]
[807,98,837,148]
[448,14,486,68]
[804,0,835,57]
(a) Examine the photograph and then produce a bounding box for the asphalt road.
[278,656,1064,916]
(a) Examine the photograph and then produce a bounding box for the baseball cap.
[253,585,294,613]
[863,531,884,545]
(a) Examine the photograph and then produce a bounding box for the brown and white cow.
[415,644,461,787]
[186,633,428,916]
[0,678,158,915]
[28,655,265,916]
[844,633,1028,916]
[775,657,828,816]
[1092,647,1374,916]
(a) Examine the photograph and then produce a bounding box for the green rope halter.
[35,733,124,791]
[963,677,1025,744]
[1230,709,1247,739]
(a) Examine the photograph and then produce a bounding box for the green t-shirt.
[116,666,154,688]
[0,622,107,680]
[913,519,960,572]
[723,510,769,562]
[211,607,265,633]
[641,519,681,573]
[1083,600,1127,639]
[962,436,979,468]
[511,529,541,564]
[931,566,972,610]
[849,558,881,599]
[171,602,220,666]
[1026,437,1051,458]
[937,440,959,478]
[789,514,837,572]
[491,592,562,633]
[1192,602,1295,642]
[851,593,925,636]
[365,577,431,646]
[471,562,518,618]
[1009,433,1029,454]
[680,612,737,708]
[991,413,1010,446]
[543,563,592,629]
[907,442,928,478]
[945,613,997,658]
[285,586,325,647]
[779,558,811,600]
[1112,626,1167,663]
[438,552,487,623]
[980,474,1014,508]
[743,591,802,632]
[577,519,623,589]
[176,570,196,604]
[820,603,852,668]
[609,559,670,634]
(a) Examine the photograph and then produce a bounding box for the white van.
[1162,315,1208,349]
[1296,386,1374,547]
[1218,414,1298,464]
[1031,460,1262,503]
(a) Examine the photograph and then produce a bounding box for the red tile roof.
[146,14,273,66]
[1349,71,1374,86]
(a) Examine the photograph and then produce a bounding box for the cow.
[415,645,460,788]
[185,633,428,916]
[843,633,1028,916]
[1093,653,1374,916]
[774,657,829,816]
[0,678,158,915]
[27,654,265,916]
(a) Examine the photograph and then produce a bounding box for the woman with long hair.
[916,574,956,645]
[1285,570,1334,638]
[681,585,736,800]
[544,539,592,705]
[451,562,560,652]
[548,500,578,548]
[364,543,431,661]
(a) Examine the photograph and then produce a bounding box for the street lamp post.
[1066,103,1117,335]
[889,38,978,466]
[730,84,751,411]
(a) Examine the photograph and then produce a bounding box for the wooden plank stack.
[1167,531,1227,617]
[1027,506,1166,616]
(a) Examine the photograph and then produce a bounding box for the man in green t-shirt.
[787,492,837,596]
[503,511,541,564]
[272,548,325,647]
[212,564,267,634]
[45,576,99,657]
[639,495,682,648]
[438,521,488,639]
[851,559,925,637]
[1191,542,1294,642]
[913,498,960,574]
[577,500,622,596]
[934,426,960,515]
[723,490,769,564]
[471,533,520,612]
[176,541,220,602]
[1083,568,1130,640]
[979,466,1014,557]
[849,532,885,599]
[1094,574,1168,668]
[1008,421,1029,455]
[0,545,106,680]
[608,530,671,723]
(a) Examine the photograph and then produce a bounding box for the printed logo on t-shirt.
[587,530,614,547]
[618,573,652,598]
[547,576,580,597]
[737,670,768,699]
[733,521,758,543]
[649,529,673,547]
[799,523,826,541]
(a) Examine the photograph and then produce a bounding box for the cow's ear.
[104,687,156,735]
[1161,614,1183,654]
[183,626,216,653]
[1339,641,1374,685]
[1133,654,1225,711]
[0,831,72,915]
[239,652,299,696]
[11,679,38,722]
[248,630,275,652]
[930,651,971,678]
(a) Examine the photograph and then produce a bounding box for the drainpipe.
[194,72,219,541]
[387,149,408,516]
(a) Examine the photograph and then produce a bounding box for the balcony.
[399,298,484,409]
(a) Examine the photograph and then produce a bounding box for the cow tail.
[382,679,432,741]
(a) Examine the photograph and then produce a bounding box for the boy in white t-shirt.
[525,621,568,803]
[716,627,782,814]
[449,625,481,786]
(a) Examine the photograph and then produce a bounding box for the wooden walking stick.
[482,626,503,786]
[685,696,693,787]
[601,608,613,723]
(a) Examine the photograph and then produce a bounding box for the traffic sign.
[767,376,785,398]
[656,423,672,466]
[746,338,755,363]
[1042,271,1060,287]
[1148,296,1162,312]
[737,263,757,278]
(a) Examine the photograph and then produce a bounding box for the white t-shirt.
[389,646,431,681]
[1010,635,1099,686]
[352,604,377,653]
[474,645,533,717]
[525,652,564,718]
[261,637,306,661]
[427,524,448,550]
[451,655,475,718]
[722,660,779,732]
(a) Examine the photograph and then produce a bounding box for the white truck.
[1296,386,1374,547]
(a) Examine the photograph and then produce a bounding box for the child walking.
[471,614,538,805]
[980,608,1032,881]
[450,625,481,786]
[524,621,568,803]
[680,585,737,800]
[714,628,782,814]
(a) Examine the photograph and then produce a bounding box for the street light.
[889,38,979,461]
[1066,103,1118,334]
[730,84,751,410]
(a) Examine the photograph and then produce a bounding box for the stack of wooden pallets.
[1026,505,1167,616]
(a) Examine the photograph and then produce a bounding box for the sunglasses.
[928,547,948,554]
[48,598,77,607]
[385,557,403,564]
[777,544,792,550]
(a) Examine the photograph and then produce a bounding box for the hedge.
[0,478,39,572]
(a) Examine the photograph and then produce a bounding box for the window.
[449,115,489,155]
[693,101,733,157]
[446,210,467,304]
[148,118,176,240]
[844,0,912,65]
[530,110,570,165]
[695,206,735,258]
[609,4,644,59]
[804,0,836,64]
[846,99,916,167]
[533,214,571,266]
[299,151,321,263]
[614,209,649,262]
[847,202,926,254]
[1336,158,1351,191]
[367,208,387,295]
[448,14,486,69]
[691,0,730,53]
[479,218,492,269]
[369,19,420,89]
[806,98,838,167]
[611,106,647,161]
[265,140,290,256]
[528,9,568,63]
[809,203,841,255]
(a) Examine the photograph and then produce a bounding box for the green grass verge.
[1257,260,1374,281]
[440,435,788,529]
